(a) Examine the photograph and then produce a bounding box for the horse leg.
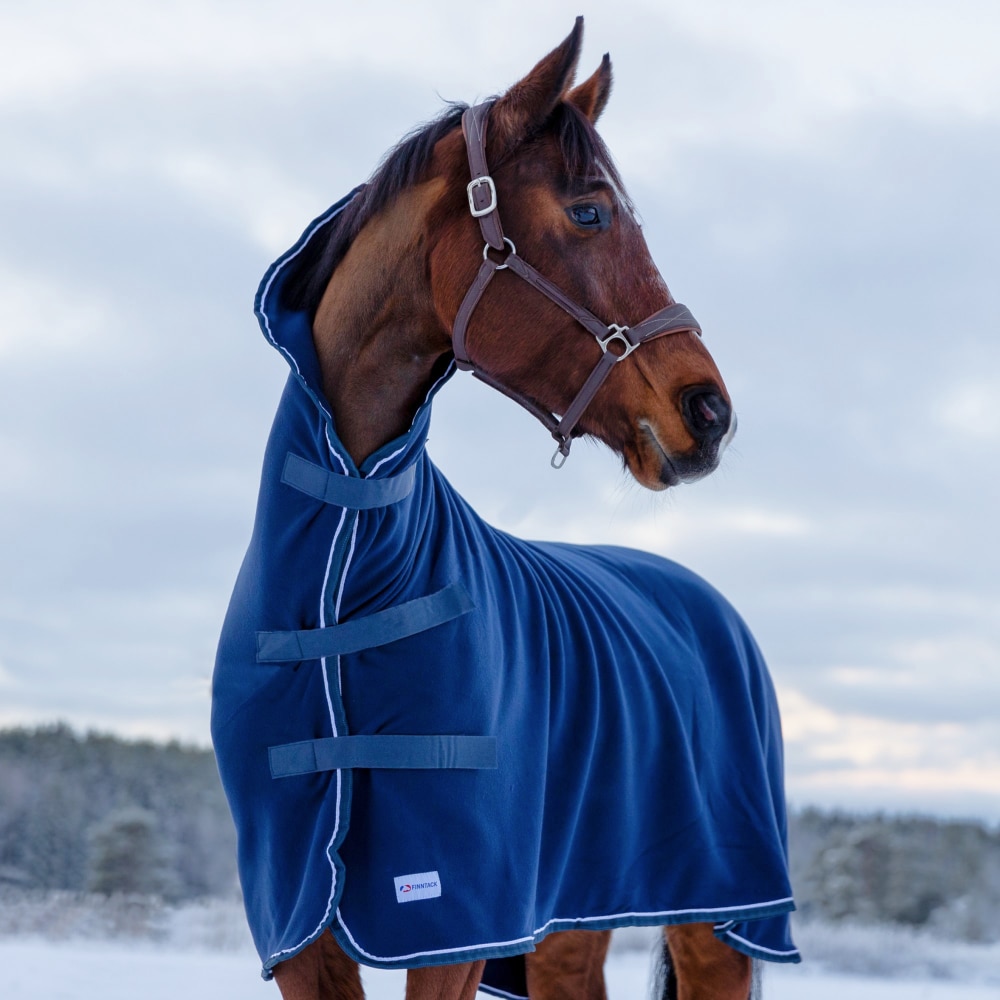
[661,924,753,1000]
[524,929,612,1000]
[405,960,485,1000]
[272,929,364,1000]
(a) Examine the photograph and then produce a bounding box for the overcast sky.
[1,1,998,822]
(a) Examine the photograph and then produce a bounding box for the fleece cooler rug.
[212,191,800,997]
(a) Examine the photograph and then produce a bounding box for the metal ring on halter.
[551,443,570,469]
[483,237,517,270]
[597,324,638,359]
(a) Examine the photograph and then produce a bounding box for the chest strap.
[282,452,416,509]
[269,734,498,777]
[256,583,474,662]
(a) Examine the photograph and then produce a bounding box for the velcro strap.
[282,453,416,509]
[256,583,474,663]
[269,735,498,777]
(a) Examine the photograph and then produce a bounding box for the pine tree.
[86,806,171,897]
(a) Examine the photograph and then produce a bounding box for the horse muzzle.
[634,397,736,489]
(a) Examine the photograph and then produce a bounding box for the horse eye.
[568,204,602,227]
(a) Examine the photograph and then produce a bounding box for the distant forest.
[0,724,236,900]
[1,724,997,942]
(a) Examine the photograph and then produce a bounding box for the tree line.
[0,724,997,942]
[0,724,235,900]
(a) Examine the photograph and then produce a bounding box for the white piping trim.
[334,518,360,698]
[257,203,350,381]
[265,497,354,967]
[718,928,800,958]
[530,896,795,939]
[325,423,350,478]
[320,507,347,719]
[366,443,408,478]
[425,360,456,402]
[334,517,359,622]
[336,909,534,964]
[335,896,795,966]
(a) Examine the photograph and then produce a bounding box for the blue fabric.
[212,192,801,993]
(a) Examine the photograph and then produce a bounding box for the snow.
[2,939,999,1000]
[2,900,998,999]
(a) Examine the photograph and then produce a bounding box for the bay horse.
[212,18,798,1000]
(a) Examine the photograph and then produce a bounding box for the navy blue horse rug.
[212,192,800,996]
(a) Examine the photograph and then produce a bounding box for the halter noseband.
[452,101,703,468]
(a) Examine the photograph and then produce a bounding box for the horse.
[212,18,799,1000]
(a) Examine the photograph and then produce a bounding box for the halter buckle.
[467,176,498,218]
[551,440,571,469]
[597,324,637,359]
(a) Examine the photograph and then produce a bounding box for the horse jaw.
[624,416,736,491]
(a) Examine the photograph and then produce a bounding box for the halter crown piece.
[452,101,703,469]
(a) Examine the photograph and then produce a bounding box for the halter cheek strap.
[453,101,703,468]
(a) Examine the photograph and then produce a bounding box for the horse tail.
[651,935,677,999]
[651,937,762,999]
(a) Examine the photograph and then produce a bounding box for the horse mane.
[279,102,469,315]
[280,98,630,317]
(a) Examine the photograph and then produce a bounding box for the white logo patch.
[394,870,442,903]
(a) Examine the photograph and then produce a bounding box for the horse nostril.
[682,389,732,445]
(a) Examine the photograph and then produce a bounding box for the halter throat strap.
[453,101,702,468]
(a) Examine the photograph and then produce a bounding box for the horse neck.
[311,181,452,468]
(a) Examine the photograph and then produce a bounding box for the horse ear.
[489,17,584,154]
[566,54,613,123]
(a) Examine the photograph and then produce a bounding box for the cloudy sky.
[1,1,998,821]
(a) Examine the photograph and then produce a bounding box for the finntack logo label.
[394,870,441,903]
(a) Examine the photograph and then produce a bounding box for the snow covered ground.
[3,938,999,1000]
[2,898,998,1000]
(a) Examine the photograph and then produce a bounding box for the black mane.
[280,98,629,317]
[279,102,469,315]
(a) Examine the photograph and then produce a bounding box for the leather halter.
[452,101,703,468]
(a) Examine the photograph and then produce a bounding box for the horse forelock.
[541,101,633,214]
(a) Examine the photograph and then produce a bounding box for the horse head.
[426,18,734,489]
[302,18,733,490]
